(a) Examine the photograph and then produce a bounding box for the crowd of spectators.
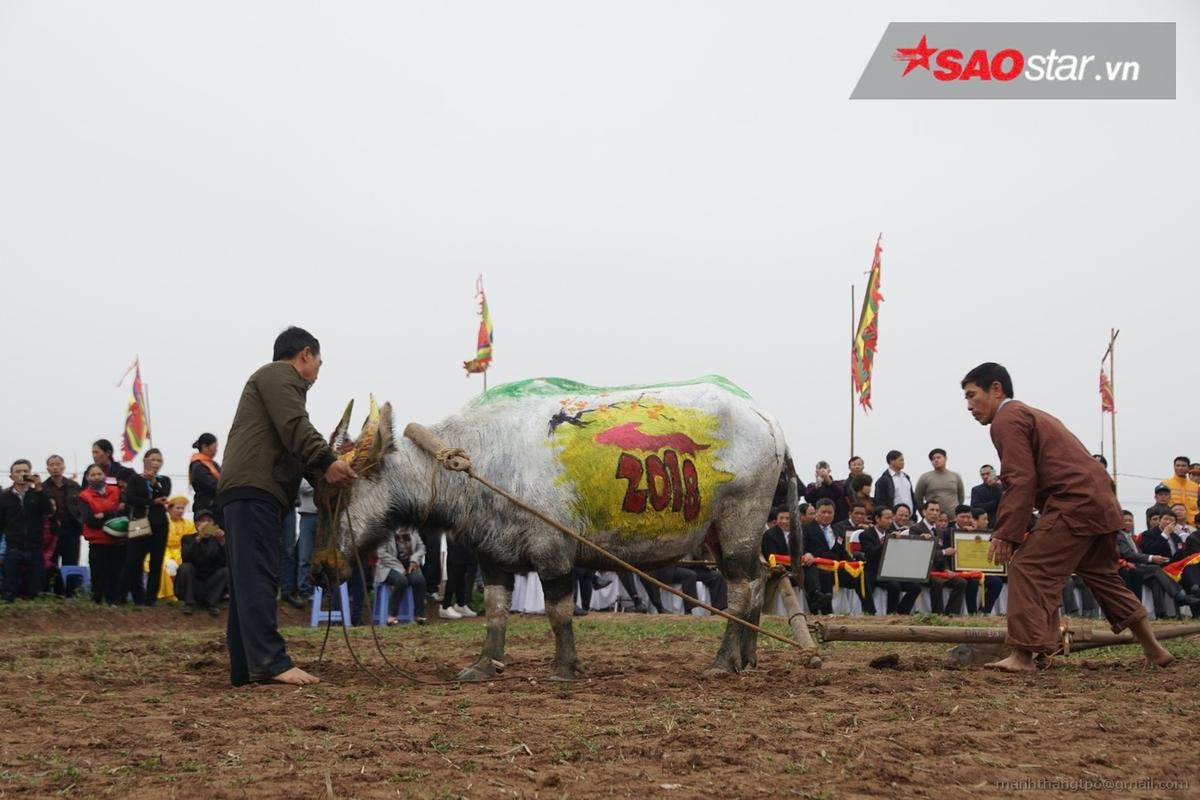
[3,440,1199,626]
[759,451,1200,620]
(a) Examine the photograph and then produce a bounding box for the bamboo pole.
[849,284,856,459]
[815,621,1200,650]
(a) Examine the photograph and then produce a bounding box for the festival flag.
[851,236,884,411]
[1099,368,1115,414]
[463,275,494,375]
[118,358,150,462]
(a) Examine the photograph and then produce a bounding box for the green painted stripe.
[473,374,753,405]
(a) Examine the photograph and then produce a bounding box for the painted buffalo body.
[336,376,785,679]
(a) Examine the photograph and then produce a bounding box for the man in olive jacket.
[218,327,356,686]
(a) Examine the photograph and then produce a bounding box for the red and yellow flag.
[463,275,494,375]
[1099,368,1115,414]
[851,236,884,411]
[119,358,150,462]
[1164,553,1200,583]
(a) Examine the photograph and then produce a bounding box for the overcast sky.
[1,1,1195,520]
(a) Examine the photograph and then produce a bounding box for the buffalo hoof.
[457,657,504,682]
[548,661,584,682]
[702,664,739,678]
[702,653,742,677]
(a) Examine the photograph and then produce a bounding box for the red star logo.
[894,35,937,76]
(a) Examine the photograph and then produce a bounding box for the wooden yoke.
[403,423,472,472]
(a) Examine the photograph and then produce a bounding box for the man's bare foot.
[1145,648,1175,668]
[270,667,321,686]
[984,652,1037,673]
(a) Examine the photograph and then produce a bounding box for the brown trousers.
[1006,518,1146,653]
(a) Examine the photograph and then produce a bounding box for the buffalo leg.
[541,572,583,680]
[706,550,758,676]
[458,565,514,681]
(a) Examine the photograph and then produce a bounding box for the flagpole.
[849,284,856,460]
[1100,329,1119,493]
[143,380,154,449]
[1109,328,1119,493]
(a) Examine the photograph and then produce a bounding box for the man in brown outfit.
[961,362,1174,672]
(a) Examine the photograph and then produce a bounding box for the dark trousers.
[875,579,923,614]
[574,568,595,610]
[693,566,728,610]
[1061,574,1099,616]
[930,576,967,615]
[224,498,294,685]
[442,539,476,609]
[648,565,700,612]
[55,527,81,567]
[280,510,299,596]
[297,512,317,596]
[176,563,229,609]
[964,576,1007,615]
[119,526,167,605]
[89,542,125,604]
[383,568,428,616]
[803,565,868,614]
[3,549,43,601]
[420,529,442,597]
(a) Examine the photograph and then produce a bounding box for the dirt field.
[0,600,1196,799]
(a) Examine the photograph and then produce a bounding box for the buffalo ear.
[329,399,355,453]
[378,402,396,454]
[350,395,383,472]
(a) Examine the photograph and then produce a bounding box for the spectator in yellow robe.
[145,496,195,601]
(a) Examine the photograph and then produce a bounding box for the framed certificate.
[877,537,935,582]
[953,531,1006,574]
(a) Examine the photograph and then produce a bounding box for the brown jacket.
[989,400,1122,544]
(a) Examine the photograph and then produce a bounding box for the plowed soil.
[0,601,1196,799]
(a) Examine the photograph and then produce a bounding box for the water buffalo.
[327,376,785,680]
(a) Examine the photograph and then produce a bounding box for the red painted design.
[593,422,711,456]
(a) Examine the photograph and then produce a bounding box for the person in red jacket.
[78,463,127,605]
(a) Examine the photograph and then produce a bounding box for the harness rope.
[418,441,813,655]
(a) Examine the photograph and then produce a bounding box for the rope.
[459,466,812,654]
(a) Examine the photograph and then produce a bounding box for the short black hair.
[980,464,995,472]
[814,499,835,510]
[850,502,866,513]
[143,448,162,459]
[46,454,64,465]
[1120,509,1133,517]
[273,326,321,361]
[851,474,873,492]
[1093,454,1108,467]
[923,499,940,511]
[886,450,903,464]
[1146,505,1170,524]
[961,362,1014,398]
[929,448,947,460]
[871,506,892,523]
[768,507,786,522]
[93,439,114,456]
[1175,456,1191,466]
[797,502,811,515]
[970,507,986,518]
[10,459,31,472]
[892,502,912,515]
[847,455,863,467]
[193,433,217,450]
[954,504,971,516]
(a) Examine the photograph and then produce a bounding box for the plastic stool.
[309,583,352,628]
[59,565,90,592]
[373,584,415,625]
[372,584,390,626]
